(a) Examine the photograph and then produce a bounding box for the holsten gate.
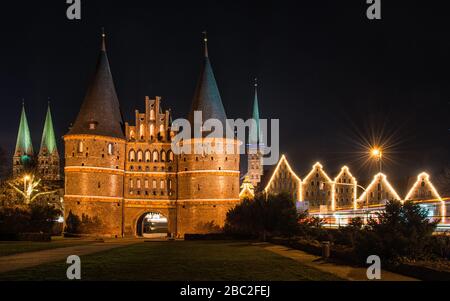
[63,33,241,238]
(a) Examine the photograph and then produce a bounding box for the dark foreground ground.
[0,240,342,281]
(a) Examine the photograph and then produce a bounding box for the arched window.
[152,179,157,189]
[159,124,164,134]
[152,150,159,162]
[107,143,113,155]
[168,151,174,162]
[161,150,166,162]
[130,179,134,188]
[160,180,165,189]
[144,179,149,189]
[137,150,143,162]
[137,179,141,189]
[150,109,155,120]
[145,150,151,162]
[130,130,135,139]
[168,179,172,189]
[139,124,145,139]
[129,150,136,162]
[150,124,154,137]
[78,141,84,153]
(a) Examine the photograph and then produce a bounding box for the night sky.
[0,0,449,183]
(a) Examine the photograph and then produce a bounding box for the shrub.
[29,203,61,233]
[354,200,438,263]
[428,235,450,260]
[0,203,61,239]
[225,193,299,239]
[64,210,81,234]
[64,211,103,234]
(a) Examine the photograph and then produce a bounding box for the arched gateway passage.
[136,212,169,238]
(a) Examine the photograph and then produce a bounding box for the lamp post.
[23,175,31,203]
[371,147,383,173]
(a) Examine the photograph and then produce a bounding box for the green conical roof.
[188,34,229,136]
[40,103,57,154]
[249,80,262,145]
[14,103,33,156]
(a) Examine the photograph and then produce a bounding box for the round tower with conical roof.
[63,32,126,237]
[176,33,241,235]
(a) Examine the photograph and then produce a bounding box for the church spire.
[14,101,33,157]
[101,27,106,51]
[39,102,57,155]
[203,30,208,58]
[67,30,124,138]
[249,78,262,145]
[188,32,228,132]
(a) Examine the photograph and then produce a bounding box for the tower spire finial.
[202,30,208,58]
[101,27,106,51]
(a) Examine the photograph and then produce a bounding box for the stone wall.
[64,134,125,236]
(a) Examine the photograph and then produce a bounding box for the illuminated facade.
[64,33,240,238]
[261,155,447,224]
[332,166,357,211]
[301,163,333,212]
[358,173,402,206]
[264,155,301,202]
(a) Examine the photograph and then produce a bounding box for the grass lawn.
[0,240,342,281]
[0,237,94,257]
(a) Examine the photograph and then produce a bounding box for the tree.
[0,147,8,180]
[7,175,58,204]
[354,200,438,263]
[28,202,61,233]
[225,193,299,239]
[0,203,62,239]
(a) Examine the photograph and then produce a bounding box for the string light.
[404,172,445,223]
[264,155,302,202]
[302,162,333,209]
[358,172,401,203]
[262,158,446,223]
[404,172,442,201]
[302,162,333,184]
[332,166,358,211]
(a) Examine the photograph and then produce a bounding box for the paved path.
[0,238,140,274]
[255,243,418,281]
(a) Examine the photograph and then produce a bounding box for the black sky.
[0,0,449,182]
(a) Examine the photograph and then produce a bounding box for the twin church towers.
[13,102,60,181]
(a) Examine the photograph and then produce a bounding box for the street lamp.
[370,147,383,173]
[23,174,30,189]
